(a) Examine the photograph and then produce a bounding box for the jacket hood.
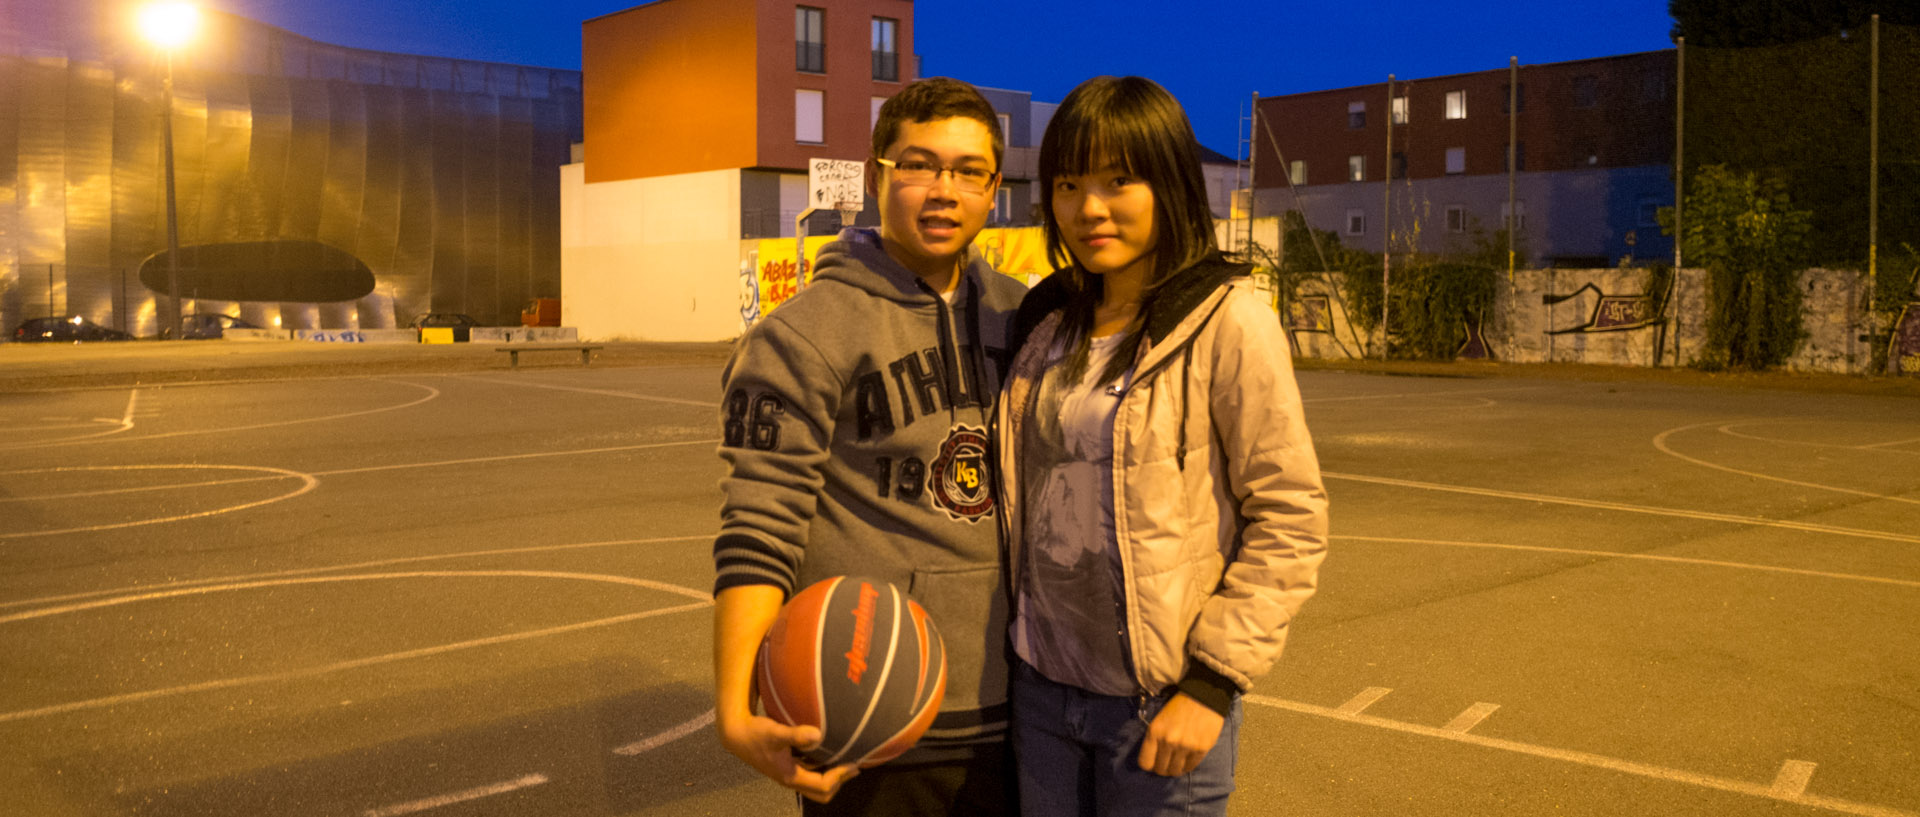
[1012,253,1253,351]
[810,228,996,304]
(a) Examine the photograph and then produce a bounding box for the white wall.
[561,164,745,342]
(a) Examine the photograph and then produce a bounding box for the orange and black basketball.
[754,576,946,769]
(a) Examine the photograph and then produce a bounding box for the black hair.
[870,77,1004,171]
[1038,76,1218,385]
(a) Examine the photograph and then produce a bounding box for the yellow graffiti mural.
[748,227,1053,320]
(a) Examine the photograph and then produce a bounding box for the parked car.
[11,316,134,343]
[410,313,479,342]
[169,313,264,340]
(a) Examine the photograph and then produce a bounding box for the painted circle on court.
[0,464,318,539]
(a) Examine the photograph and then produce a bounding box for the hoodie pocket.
[909,562,1010,714]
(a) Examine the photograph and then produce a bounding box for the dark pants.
[1010,659,1240,817]
[802,741,1016,817]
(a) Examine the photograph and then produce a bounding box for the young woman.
[995,76,1329,816]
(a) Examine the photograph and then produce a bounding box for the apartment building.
[1251,50,1676,268]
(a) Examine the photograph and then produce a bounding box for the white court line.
[1715,421,1920,455]
[0,390,141,445]
[0,380,440,450]
[1322,472,1920,545]
[1336,535,1920,589]
[454,374,719,407]
[1297,385,1536,404]
[1335,687,1392,715]
[0,535,707,611]
[1244,694,1916,817]
[0,570,711,724]
[1654,422,1920,507]
[310,437,722,477]
[363,773,549,817]
[0,464,318,540]
[613,708,716,755]
[1774,760,1820,798]
[1442,702,1500,733]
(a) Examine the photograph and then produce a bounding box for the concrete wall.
[561,164,746,341]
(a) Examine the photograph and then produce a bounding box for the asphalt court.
[1,362,1916,817]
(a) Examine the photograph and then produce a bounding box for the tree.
[1661,164,1814,369]
[1671,0,1920,47]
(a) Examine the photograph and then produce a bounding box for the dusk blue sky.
[219,0,1679,152]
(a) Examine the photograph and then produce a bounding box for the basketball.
[754,575,947,769]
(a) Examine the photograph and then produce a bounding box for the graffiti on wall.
[1544,283,1661,334]
[1892,302,1920,375]
[741,228,1052,328]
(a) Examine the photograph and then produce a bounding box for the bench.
[496,343,604,368]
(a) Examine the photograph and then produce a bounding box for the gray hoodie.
[714,228,1028,762]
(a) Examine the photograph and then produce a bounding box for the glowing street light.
[138,2,200,338]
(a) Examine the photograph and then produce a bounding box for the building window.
[1289,160,1306,185]
[796,89,824,143]
[998,113,1012,145]
[1346,209,1366,235]
[871,96,887,130]
[1348,101,1366,129]
[1638,197,1663,227]
[1504,143,1525,172]
[1446,205,1468,233]
[1502,200,1527,231]
[1641,71,1668,102]
[1445,147,1465,175]
[871,17,898,81]
[997,187,1011,224]
[1573,75,1598,108]
[1390,95,1407,124]
[1348,155,1365,182]
[1500,82,1526,114]
[796,7,825,73]
[1445,90,1466,119]
[1390,152,1407,179]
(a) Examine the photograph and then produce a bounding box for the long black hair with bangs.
[1038,75,1219,386]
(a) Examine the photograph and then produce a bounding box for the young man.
[712,77,1027,815]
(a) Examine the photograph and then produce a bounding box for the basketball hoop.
[836,202,860,227]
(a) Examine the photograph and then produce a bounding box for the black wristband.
[1174,661,1238,718]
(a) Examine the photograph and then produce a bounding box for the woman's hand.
[1137,692,1226,777]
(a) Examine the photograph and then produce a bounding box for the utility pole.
[1672,37,1686,365]
[1507,56,1518,282]
[1381,74,1394,357]
[1868,14,1880,321]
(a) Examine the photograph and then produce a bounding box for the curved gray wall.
[0,0,581,336]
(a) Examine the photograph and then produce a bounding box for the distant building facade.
[1,0,581,337]
[567,0,1053,341]
[1252,50,1676,268]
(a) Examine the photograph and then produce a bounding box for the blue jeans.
[1010,658,1240,817]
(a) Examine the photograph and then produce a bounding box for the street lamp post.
[138,3,198,338]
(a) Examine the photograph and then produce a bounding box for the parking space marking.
[1338,535,1920,589]
[1654,422,1920,506]
[362,772,549,817]
[1774,760,1820,798]
[1323,472,1920,545]
[0,571,711,724]
[1442,702,1500,733]
[1335,687,1393,715]
[613,708,716,756]
[1245,694,1916,817]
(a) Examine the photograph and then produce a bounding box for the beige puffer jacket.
[996,267,1328,695]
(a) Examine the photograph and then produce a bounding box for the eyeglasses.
[875,157,998,194]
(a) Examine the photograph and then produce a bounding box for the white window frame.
[1347,155,1365,182]
[1501,200,1527,231]
[1390,95,1407,125]
[998,113,1012,145]
[796,89,824,144]
[1445,90,1467,120]
[1346,209,1366,236]
[1446,205,1468,233]
[1347,101,1366,129]
[997,187,1012,224]
[1288,160,1306,186]
[871,96,887,131]
[1445,147,1466,175]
